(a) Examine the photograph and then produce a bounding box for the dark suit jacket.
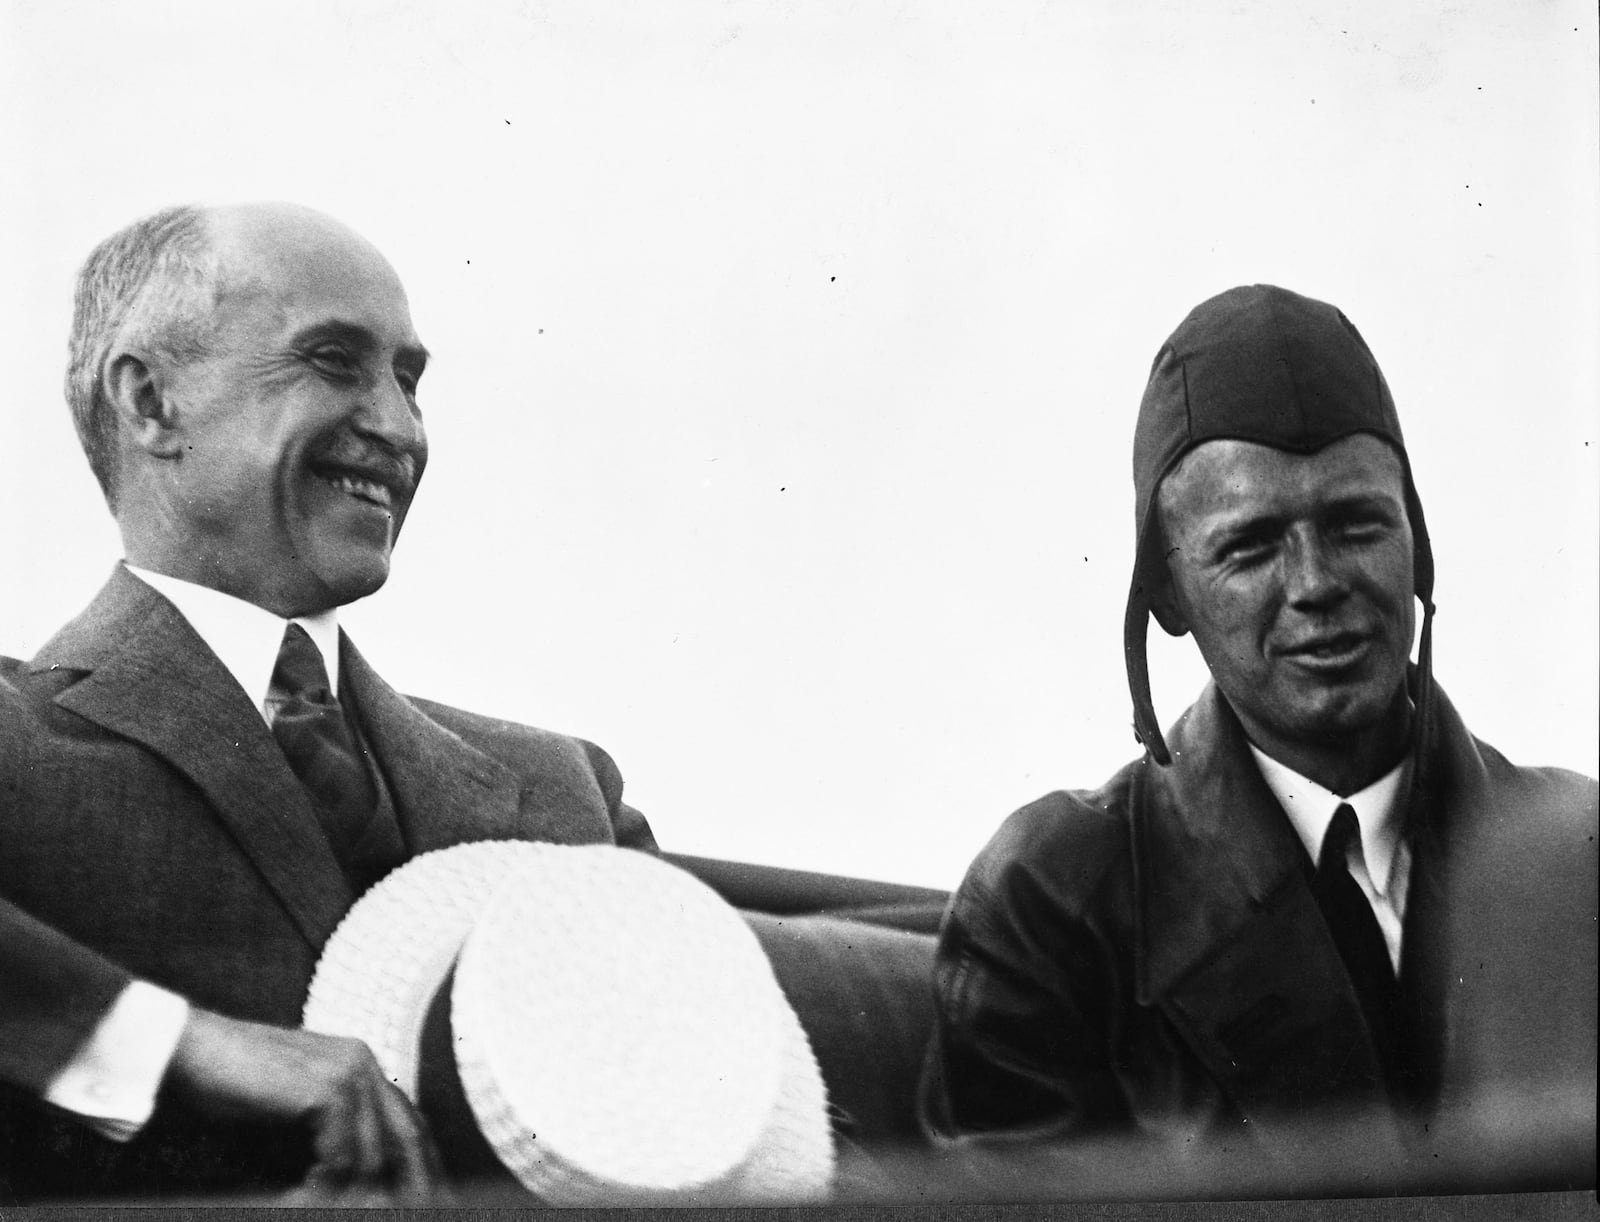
[0,901,131,1098]
[0,566,655,1199]
[920,679,1597,1182]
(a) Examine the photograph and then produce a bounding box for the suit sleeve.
[918,815,1132,1142]
[580,739,659,853]
[0,897,132,1095]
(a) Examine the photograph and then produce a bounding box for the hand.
[164,1008,443,1202]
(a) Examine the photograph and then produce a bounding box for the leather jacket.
[919,679,1597,1160]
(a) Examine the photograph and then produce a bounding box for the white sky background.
[2,0,1595,888]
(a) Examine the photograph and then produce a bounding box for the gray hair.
[64,205,222,507]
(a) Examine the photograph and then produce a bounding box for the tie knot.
[1319,803,1360,871]
[272,623,333,702]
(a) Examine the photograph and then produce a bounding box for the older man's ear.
[105,351,184,460]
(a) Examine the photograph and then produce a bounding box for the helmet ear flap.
[1404,482,1434,608]
[1146,534,1188,638]
[1400,469,1438,770]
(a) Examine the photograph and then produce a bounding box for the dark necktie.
[268,624,385,882]
[1311,803,1409,1095]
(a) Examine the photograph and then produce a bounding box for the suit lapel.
[1133,686,1389,1124]
[32,568,355,949]
[338,636,525,853]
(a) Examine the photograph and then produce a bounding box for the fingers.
[346,1066,389,1183]
[378,1079,445,1196]
[168,1010,444,1202]
[299,1038,369,1184]
[305,1044,441,1198]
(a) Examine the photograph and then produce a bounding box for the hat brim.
[304,841,834,1203]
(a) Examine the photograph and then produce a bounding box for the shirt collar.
[1248,744,1410,897]
[124,565,341,716]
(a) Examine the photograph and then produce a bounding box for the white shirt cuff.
[41,981,190,1142]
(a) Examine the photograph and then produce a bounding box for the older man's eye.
[309,347,356,376]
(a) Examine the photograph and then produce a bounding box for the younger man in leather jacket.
[919,286,1597,1187]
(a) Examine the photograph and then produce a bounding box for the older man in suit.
[0,203,655,1202]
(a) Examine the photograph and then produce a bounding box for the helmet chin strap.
[1410,595,1437,763]
[1125,573,1172,766]
[1126,588,1437,772]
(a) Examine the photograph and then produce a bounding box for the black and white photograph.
[1,0,1595,1212]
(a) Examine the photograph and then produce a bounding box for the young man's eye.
[1332,515,1392,543]
[1219,536,1273,565]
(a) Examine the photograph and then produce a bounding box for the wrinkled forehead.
[1157,433,1409,531]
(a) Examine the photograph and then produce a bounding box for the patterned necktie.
[1311,803,1408,1093]
[268,624,382,878]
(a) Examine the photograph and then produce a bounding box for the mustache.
[312,440,420,496]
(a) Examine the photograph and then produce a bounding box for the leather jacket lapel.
[1391,682,1493,1110]
[31,569,355,949]
[1133,686,1389,1124]
[338,636,524,854]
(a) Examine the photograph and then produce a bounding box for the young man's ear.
[105,352,184,459]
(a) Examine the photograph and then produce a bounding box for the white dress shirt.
[126,565,343,715]
[1249,745,1412,973]
[42,565,342,1139]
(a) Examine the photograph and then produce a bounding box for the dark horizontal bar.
[665,852,950,929]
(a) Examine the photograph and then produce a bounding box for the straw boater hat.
[303,842,834,1204]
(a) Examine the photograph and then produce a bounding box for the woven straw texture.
[303,842,833,1203]
[303,839,551,1096]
